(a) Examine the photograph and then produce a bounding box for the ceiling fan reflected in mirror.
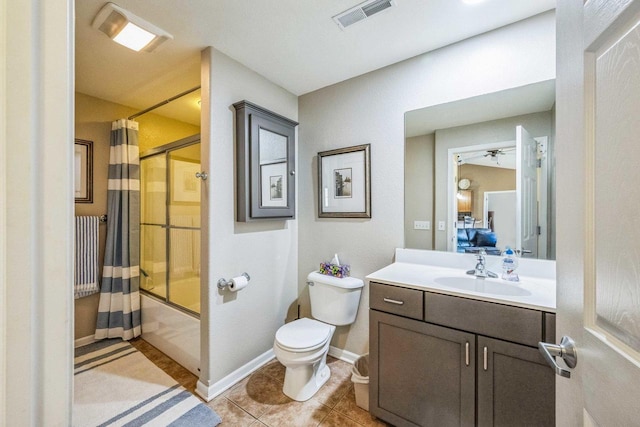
[484,147,514,161]
[458,147,516,166]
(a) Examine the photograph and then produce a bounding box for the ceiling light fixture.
[92,2,173,52]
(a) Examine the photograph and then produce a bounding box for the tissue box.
[319,262,351,278]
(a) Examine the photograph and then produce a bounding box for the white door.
[554,1,640,425]
[484,191,516,249]
[515,125,538,258]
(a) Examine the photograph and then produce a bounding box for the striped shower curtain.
[95,119,141,340]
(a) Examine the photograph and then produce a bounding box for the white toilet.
[273,271,364,401]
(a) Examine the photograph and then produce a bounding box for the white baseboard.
[194,346,363,402]
[196,349,275,402]
[75,335,97,348]
[329,346,362,364]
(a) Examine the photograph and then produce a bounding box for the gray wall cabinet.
[369,282,555,427]
[234,100,298,221]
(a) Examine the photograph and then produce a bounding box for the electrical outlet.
[438,221,446,231]
[413,220,430,230]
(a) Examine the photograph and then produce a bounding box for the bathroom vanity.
[366,249,556,427]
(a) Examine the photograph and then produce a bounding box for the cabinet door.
[233,100,297,221]
[370,310,475,427]
[477,336,554,427]
[457,190,472,213]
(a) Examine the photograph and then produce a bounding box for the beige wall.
[405,134,435,249]
[459,164,516,222]
[298,12,556,355]
[137,114,201,153]
[74,92,200,340]
[200,47,299,386]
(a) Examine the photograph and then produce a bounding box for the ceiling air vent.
[333,0,397,30]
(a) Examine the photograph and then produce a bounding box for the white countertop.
[366,250,556,312]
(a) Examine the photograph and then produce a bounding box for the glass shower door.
[140,140,201,315]
[140,154,168,299]
[167,144,201,313]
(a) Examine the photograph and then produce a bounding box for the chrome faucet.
[466,249,498,279]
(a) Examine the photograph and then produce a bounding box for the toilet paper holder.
[217,272,251,290]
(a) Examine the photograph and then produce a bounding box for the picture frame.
[318,144,371,218]
[260,161,288,208]
[171,157,201,204]
[74,139,93,203]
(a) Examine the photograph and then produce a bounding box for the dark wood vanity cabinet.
[370,310,475,427]
[369,282,555,427]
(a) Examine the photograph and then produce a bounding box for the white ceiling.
[75,0,555,117]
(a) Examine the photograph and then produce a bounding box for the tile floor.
[130,338,389,426]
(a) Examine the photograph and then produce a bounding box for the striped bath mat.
[74,339,221,426]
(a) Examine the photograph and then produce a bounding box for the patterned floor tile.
[225,372,290,418]
[319,410,364,427]
[259,397,331,427]
[207,396,257,426]
[333,386,389,427]
[133,338,384,427]
[259,359,286,383]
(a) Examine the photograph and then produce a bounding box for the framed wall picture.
[318,144,371,218]
[74,139,93,203]
[170,157,201,204]
[260,161,288,208]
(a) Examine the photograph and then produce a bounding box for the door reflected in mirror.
[404,80,556,259]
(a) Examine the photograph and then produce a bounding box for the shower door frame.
[140,134,202,318]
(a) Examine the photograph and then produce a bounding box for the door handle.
[538,336,577,378]
[195,171,208,180]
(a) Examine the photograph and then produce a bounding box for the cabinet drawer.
[424,292,543,347]
[544,313,556,343]
[370,282,423,320]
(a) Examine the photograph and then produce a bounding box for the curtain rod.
[128,86,201,120]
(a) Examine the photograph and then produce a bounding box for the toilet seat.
[275,318,332,352]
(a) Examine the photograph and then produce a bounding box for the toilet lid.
[276,318,332,351]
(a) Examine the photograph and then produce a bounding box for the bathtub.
[140,294,200,375]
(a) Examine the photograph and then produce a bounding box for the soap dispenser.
[501,247,519,282]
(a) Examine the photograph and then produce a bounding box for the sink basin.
[434,277,531,297]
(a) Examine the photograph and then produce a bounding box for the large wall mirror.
[404,80,556,259]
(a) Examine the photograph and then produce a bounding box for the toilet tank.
[307,271,364,326]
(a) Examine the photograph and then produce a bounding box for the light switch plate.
[414,220,430,230]
[438,221,446,231]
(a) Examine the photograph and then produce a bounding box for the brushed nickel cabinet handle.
[383,297,404,305]
[465,342,470,366]
[483,346,488,371]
